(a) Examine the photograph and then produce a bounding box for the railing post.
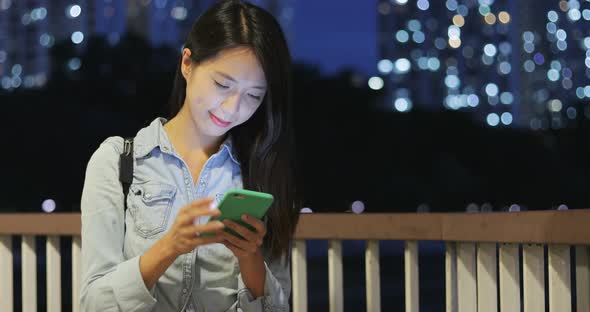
[457,242,476,312]
[72,236,82,312]
[405,240,419,312]
[366,240,381,312]
[499,243,521,312]
[576,245,590,312]
[549,245,571,312]
[445,242,458,312]
[22,235,37,312]
[0,235,13,312]
[46,236,61,312]
[292,239,307,312]
[328,240,343,312]
[523,244,545,312]
[477,243,497,312]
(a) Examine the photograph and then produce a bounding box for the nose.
[221,92,240,115]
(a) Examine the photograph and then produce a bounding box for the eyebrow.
[214,71,266,90]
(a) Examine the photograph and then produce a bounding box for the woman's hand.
[220,214,268,297]
[220,214,266,260]
[162,197,226,257]
[140,198,225,290]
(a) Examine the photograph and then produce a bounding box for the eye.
[248,94,262,101]
[214,80,229,89]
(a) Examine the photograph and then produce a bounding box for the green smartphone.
[204,189,274,239]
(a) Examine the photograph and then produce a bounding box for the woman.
[80,1,301,311]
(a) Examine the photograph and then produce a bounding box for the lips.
[209,112,231,127]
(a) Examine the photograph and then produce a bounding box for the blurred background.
[1,0,589,310]
[2,0,590,215]
[1,0,590,214]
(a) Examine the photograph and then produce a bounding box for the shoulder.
[101,136,125,154]
[85,136,125,174]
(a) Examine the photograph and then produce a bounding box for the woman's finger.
[223,219,259,243]
[180,201,220,225]
[180,221,225,236]
[223,241,248,258]
[241,215,266,236]
[221,230,257,253]
[187,234,225,247]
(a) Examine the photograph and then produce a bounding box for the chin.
[190,113,225,137]
[204,124,232,138]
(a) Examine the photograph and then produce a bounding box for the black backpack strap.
[119,137,134,231]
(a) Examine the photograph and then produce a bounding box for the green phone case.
[203,189,274,239]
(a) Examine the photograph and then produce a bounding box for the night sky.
[290,0,378,77]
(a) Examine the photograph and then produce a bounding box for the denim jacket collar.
[133,117,239,165]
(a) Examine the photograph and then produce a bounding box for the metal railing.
[1,210,589,312]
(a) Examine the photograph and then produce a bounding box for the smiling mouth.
[209,112,231,127]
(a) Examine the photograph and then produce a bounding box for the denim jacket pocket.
[129,181,176,238]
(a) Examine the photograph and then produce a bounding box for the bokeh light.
[42,199,56,213]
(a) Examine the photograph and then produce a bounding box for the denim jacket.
[80,118,290,311]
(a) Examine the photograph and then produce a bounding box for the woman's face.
[181,46,267,138]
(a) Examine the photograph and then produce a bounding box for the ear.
[181,48,193,80]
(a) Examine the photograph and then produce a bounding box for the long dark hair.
[168,0,301,259]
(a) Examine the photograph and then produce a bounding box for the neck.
[164,106,223,158]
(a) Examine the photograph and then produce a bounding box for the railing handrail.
[1,209,589,244]
[0,213,80,236]
[296,210,590,244]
